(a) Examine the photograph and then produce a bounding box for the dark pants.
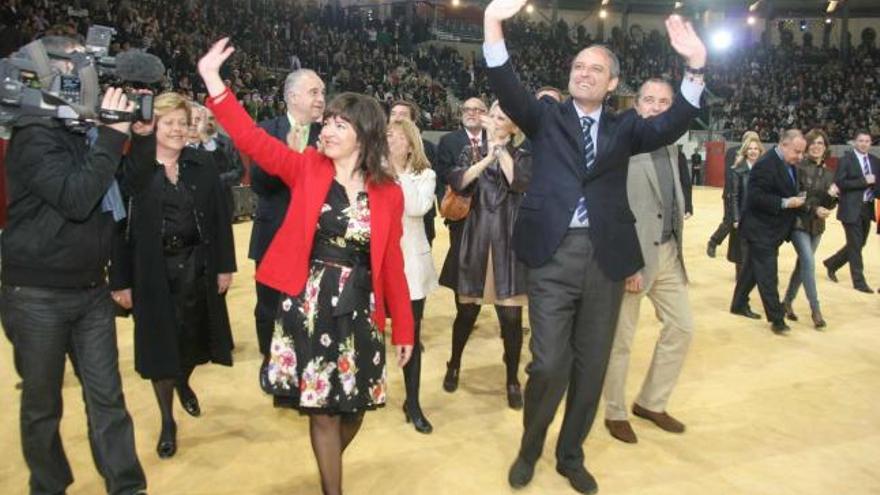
[518,230,624,470]
[254,278,281,356]
[0,285,146,495]
[731,239,784,323]
[824,203,874,288]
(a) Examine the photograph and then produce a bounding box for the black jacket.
[488,61,699,280]
[248,115,321,262]
[110,136,237,379]
[740,148,799,246]
[1,119,128,288]
[834,150,880,224]
[435,128,487,205]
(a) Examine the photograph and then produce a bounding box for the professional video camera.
[0,25,166,131]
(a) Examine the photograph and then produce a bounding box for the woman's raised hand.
[198,38,236,97]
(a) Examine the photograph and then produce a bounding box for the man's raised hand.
[666,15,707,69]
[485,0,529,22]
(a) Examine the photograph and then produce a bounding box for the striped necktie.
[574,116,596,224]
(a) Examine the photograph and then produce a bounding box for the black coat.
[740,148,798,247]
[248,115,321,262]
[834,150,880,224]
[1,120,126,288]
[488,61,699,280]
[111,136,237,380]
[435,128,487,204]
[437,129,488,291]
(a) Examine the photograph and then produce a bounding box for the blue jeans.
[0,285,146,495]
[783,230,823,311]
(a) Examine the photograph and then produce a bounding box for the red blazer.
[206,89,414,345]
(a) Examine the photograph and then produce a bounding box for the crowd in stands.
[1,0,878,142]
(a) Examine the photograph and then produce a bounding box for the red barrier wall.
[704,140,725,187]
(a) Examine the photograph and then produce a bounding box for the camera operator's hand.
[111,289,133,310]
[198,38,235,98]
[131,119,155,136]
[101,88,136,134]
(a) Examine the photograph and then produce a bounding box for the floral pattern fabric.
[267,180,386,413]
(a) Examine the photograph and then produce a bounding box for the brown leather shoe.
[811,309,826,329]
[783,301,798,321]
[632,403,685,433]
[604,419,638,444]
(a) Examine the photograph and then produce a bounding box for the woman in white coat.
[388,119,438,434]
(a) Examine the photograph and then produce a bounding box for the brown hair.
[324,92,394,184]
[390,100,420,122]
[153,92,192,124]
[388,120,430,175]
[804,128,831,163]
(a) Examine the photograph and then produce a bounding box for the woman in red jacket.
[199,39,414,495]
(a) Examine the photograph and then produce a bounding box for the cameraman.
[0,36,147,495]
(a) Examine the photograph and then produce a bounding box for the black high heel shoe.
[177,386,201,417]
[507,383,523,410]
[403,402,434,434]
[156,421,177,459]
[442,362,459,393]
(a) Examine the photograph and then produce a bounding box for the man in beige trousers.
[603,78,695,444]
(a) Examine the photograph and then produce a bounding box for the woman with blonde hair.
[387,118,439,433]
[110,91,237,458]
[727,133,765,319]
[443,100,532,409]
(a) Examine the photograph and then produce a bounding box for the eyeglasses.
[462,106,486,114]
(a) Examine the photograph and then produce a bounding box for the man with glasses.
[437,98,488,295]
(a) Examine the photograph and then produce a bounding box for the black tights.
[309,412,365,495]
[403,299,425,413]
[449,300,523,385]
[151,364,195,427]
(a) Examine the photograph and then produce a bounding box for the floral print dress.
[267,181,386,413]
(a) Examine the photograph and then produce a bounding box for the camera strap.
[98,109,135,124]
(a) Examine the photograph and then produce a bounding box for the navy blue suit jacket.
[247,115,321,262]
[740,148,799,246]
[487,61,699,281]
[834,150,880,224]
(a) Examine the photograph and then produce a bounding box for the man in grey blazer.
[602,79,694,444]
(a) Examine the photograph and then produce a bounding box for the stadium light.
[599,8,608,19]
[525,4,534,13]
[747,15,756,26]
[710,29,733,51]
[451,0,459,6]
[827,1,839,14]
[825,17,833,24]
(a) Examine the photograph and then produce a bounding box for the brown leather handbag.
[439,185,471,221]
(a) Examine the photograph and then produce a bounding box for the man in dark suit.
[730,130,807,333]
[483,1,706,492]
[250,69,324,390]
[389,100,438,245]
[823,130,879,293]
[435,97,487,295]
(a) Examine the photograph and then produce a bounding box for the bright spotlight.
[525,4,534,13]
[451,0,459,6]
[825,17,832,25]
[747,15,756,26]
[710,29,733,51]
[599,8,607,19]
